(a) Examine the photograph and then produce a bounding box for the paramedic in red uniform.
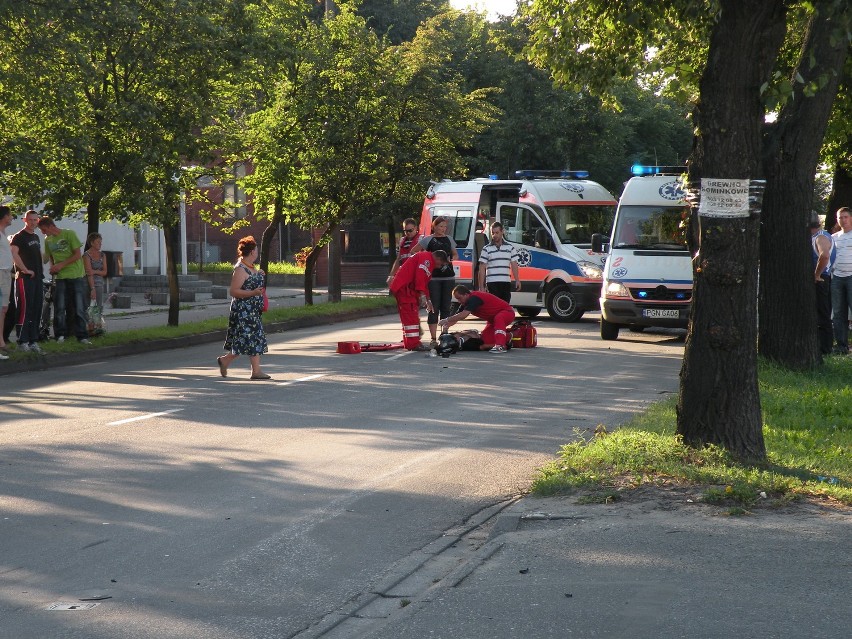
[386,218,420,284]
[439,285,515,353]
[389,250,448,351]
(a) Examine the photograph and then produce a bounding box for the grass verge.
[533,357,852,508]
[5,296,395,356]
[188,261,304,275]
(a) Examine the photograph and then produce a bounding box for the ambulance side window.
[433,207,473,249]
[500,207,525,244]
[502,207,551,250]
[452,216,472,248]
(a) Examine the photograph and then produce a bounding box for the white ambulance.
[419,170,616,321]
[592,165,692,340]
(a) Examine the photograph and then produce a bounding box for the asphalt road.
[0,315,685,639]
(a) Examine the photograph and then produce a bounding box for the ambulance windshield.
[613,206,689,250]
[545,205,614,245]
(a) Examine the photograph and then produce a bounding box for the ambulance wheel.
[601,318,620,341]
[515,306,542,318]
[546,286,583,323]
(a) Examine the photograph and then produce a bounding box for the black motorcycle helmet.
[436,332,460,357]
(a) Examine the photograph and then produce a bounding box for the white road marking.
[277,373,326,387]
[107,408,184,426]
[385,350,414,361]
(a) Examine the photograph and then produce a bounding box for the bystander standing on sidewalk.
[0,206,13,359]
[830,207,852,355]
[83,232,108,308]
[38,216,91,345]
[10,210,44,353]
[810,213,836,355]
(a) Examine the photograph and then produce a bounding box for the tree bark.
[163,220,181,327]
[327,227,342,303]
[86,197,100,237]
[826,150,852,231]
[259,190,284,274]
[303,224,336,306]
[387,215,397,268]
[677,0,787,463]
[759,5,849,369]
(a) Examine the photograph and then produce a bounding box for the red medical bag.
[509,320,537,348]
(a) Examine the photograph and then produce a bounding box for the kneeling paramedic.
[438,285,515,353]
[389,249,448,350]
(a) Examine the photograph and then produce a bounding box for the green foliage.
[0,0,251,226]
[521,1,712,106]
[533,357,852,505]
[5,296,395,355]
[188,261,304,275]
[237,6,497,237]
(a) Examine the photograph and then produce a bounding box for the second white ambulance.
[592,166,692,340]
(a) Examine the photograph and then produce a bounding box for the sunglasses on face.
[404,228,417,233]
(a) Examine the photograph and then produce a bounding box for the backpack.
[508,319,537,348]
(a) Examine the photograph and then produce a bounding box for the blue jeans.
[55,277,89,340]
[830,273,852,352]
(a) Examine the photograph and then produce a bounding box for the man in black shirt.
[9,210,45,353]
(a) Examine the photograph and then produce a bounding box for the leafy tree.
[758,2,850,369]
[822,57,851,229]
[0,0,254,324]
[522,0,810,461]
[237,7,496,302]
[357,0,449,44]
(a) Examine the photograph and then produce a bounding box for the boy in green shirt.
[38,217,92,344]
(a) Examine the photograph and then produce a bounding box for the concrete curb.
[1,306,396,376]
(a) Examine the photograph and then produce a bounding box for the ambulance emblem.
[516,248,532,266]
[659,181,686,201]
[612,267,628,278]
[559,181,585,194]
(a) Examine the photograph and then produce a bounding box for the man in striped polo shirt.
[831,206,852,354]
[477,222,520,303]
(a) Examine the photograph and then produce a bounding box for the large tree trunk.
[759,6,849,369]
[677,0,787,463]
[826,149,852,231]
[163,221,181,327]
[386,215,397,268]
[259,190,284,274]
[87,197,101,237]
[303,224,336,305]
[327,227,342,303]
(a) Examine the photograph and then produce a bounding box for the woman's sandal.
[217,356,228,378]
[250,373,272,380]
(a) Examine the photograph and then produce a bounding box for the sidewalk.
[320,491,851,639]
[100,285,333,331]
[1,286,394,376]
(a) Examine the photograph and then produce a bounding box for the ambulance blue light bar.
[631,165,688,176]
[514,169,590,179]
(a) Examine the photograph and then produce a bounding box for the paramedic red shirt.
[460,291,513,320]
[389,250,433,298]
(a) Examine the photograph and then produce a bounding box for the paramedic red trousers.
[395,293,424,350]
[480,309,515,348]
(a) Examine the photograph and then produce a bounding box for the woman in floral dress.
[217,236,271,380]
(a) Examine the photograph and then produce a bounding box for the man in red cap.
[389,249,448,350]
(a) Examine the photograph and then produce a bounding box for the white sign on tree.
[698,178,751,217]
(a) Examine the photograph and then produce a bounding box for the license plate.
[643,308,680,319]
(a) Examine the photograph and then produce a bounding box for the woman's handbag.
[262,292,269,313]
